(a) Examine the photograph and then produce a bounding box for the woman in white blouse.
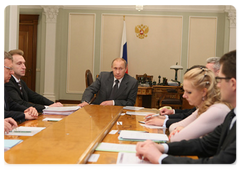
[167,67,230,142]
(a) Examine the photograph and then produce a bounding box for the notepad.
[6,126,46,136]
[43,106,80,115]
[42,118,62,122]
[96,142,136,153]
[4,139,23,151]
[118,130,168,142]
[117,152,150,164]
[123,106,144,110]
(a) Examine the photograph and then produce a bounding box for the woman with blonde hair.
[168,67,230,142]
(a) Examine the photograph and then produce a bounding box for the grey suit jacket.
[81,71,138,106]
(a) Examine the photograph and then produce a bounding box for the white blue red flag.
[120,20,128,73]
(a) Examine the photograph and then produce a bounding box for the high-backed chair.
[85,69,94,88]
[159,88,182,109]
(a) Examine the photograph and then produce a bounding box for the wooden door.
[19,14,38,91]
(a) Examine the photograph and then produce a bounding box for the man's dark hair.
[219,50,236,79]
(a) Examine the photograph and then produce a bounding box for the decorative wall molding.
[20,5,228,13]
[42,6,60,23]
[225,6,236,28]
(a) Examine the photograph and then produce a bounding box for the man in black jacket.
[5,49,63,112]
[136,50,236,164]
[4,51,38,122]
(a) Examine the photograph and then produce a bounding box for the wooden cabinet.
[135,85,193,109]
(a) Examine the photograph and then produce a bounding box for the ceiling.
[18,5,234,13]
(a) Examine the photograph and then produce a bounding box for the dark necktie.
[109,79,119,100]
[17,81,23,96]
[228,111,236,130]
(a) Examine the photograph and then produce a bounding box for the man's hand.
[24,107,38,117]
[136,140,163,164]
[4,118,18,134]
[78,101,89,107]
[159,108,174,116]
[49,102,63,107]
[100,100,114,106]
[145,116,165,126]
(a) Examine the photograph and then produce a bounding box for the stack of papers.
[4,139,23,151]
[43,106,80,115]
[118,130,168,143]
[5,126,46,136]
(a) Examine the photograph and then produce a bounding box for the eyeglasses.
[4,66,13,71]
[215,76,231,83]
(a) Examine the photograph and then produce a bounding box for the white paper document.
[42,118,62,122]
[117,152,151,164]
[126,111,153,116]
[4,139,23,151]
[5,126,46,136]
[123,106,144,110]
[43,106,80,115]
[118,130,168,142]
[96,142,136,153]
[88,154,100,162]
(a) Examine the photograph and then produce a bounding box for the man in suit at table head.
[4,49,63,112]
[136,50,236,164]
[79,58,138,107]
[4,51,38,122]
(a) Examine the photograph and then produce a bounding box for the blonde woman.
[168,67,230,142]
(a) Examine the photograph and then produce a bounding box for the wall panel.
[188,17,217,67]
[67,13,95,93]
[101,14,183,83]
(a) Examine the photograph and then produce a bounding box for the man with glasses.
[4,51,38,123]
[136,50,236,164]
[5,49,63,112]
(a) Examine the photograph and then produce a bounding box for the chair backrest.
[85,70,94,88]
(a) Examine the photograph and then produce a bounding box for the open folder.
[118,130,168,143]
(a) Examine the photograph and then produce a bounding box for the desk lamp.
[170,62,183,85]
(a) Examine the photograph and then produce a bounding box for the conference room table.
[4,105,196,164]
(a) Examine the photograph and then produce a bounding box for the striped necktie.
[17,81,23,96]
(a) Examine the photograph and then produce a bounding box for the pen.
[145,114,159,119]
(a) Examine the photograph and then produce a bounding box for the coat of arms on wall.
[135,24,149,39]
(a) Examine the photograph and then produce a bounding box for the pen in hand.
[144,114,159,119]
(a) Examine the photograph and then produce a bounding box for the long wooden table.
[4,105,123,164]
[87,108,163,164]
[5,105,197,164]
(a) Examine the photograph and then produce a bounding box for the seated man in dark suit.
[4,49,63,113]
[4,51,38,122]
[136,50,236,164]
[79,58,138,107]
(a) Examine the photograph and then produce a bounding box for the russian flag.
[120,20,128,73]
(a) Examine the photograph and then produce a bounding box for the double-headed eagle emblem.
[135,24,149,39]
